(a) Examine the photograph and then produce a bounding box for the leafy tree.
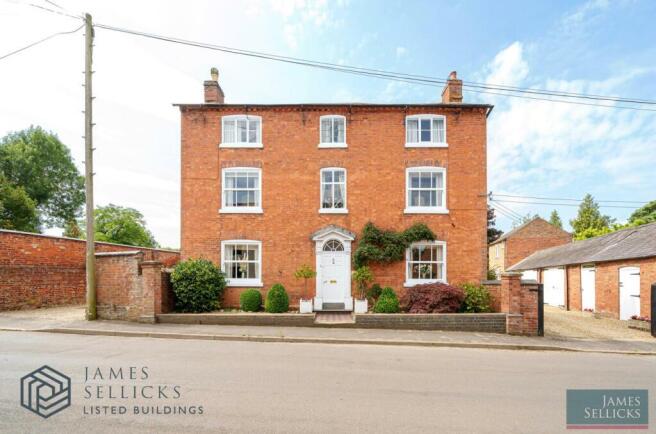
[487,206,503,243]
[628,200,656,226]
[0,126,85,229]
[63,219,83,238]
[0,174,39,232]
[90,204,158,247]
[570,194,613,240]
[549,209,563,229]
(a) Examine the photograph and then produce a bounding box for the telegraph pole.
[84,13,96,320]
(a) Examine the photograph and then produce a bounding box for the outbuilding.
[508,222,656,320]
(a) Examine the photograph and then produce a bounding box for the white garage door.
[619,267,640,320]
[543,267,565,306]
[522,269,538,281]
[581,265,596,311]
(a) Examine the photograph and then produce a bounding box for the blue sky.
[1,0,655,247]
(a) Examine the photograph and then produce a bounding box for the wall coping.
[141,260,163,266]
[95,250,142,257]
[0,228,179,254]
[481,280,500,285]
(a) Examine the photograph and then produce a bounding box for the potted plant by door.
[294,264,316,313]
[352,266,374,313]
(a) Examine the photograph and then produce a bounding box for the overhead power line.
[87,22,656,112]
[492,198,641,210]
[491,193,649,204]
[0,22,84,62]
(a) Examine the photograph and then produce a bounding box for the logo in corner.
[21,365,71,418]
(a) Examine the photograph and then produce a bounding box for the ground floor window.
[221,240,262,287]
[405,241,446,286]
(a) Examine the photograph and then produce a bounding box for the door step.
[321,302,346,311]
[314,311,354,324]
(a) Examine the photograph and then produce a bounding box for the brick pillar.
[501,272,523,334]
[140,261,163,323]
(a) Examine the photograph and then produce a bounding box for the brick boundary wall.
[483,273,539,335]
[352,313,507,332]
[0,229,179,311]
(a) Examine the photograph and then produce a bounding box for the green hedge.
[265,283,289,313]
[240,289,262,312]
[373,287,400,313]
[171,258,226,312]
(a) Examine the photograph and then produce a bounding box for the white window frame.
[404,167,448,214]
[319,167,348,213]
[221,240,263,287]
[219,167,263,214]
[318,115,347,148]
[404,240,447,287]
[495,244,500,259]
[220,115,263,148]
[405,114,447,148]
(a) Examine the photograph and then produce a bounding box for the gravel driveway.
[545,305,652,341]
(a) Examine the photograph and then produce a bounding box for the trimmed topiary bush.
[265,283,289,313]
[460,283,492,313]
[171,258,226,312]
[401,282,465,313]
[373,287,400,313]
[240,289,262,312]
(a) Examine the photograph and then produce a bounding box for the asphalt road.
[0,331,654,433]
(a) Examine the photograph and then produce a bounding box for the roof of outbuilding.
[489,216,570,246]
[508,222,656,271]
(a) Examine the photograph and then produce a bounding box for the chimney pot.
[204,66,225,104]
[441,70,463,103]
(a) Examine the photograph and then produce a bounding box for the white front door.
[543,267,565,306]
[581,265,596,311]
[320,251,349,303]
[619,266,640,320]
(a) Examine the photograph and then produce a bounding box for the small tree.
[294,264,316,299]
[549,210,563,229]
[352,266,373,300]
[570,194,613,240]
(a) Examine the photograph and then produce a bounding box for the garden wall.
[0,229,179,310]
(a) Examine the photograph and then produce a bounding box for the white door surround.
[311,225,355,311]
[543,267,565,306]
[619,266,640,320]
[581,265,596,311]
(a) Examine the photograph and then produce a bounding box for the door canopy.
[311,225,355,253]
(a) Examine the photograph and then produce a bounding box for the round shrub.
[240,289,262,312]
[374,287,400,313]
[171,258,226,313]
[401,282,465,313]
[460,283,492,313]
[265,283,289,313]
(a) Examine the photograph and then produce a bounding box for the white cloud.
[483,41,529,88]
[561,0,610,31]
[269,0,344,50]
[395,46,407,58]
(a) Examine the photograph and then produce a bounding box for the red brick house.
[177,69,492,310]
[488,217,571,279]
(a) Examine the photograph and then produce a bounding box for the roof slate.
[508,222,656,271]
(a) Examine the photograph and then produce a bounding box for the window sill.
[319,208,349,214]
[404,208,449,214]
[226,280,263,288]
[219,142,264,149]
[405,142,448,148]
[318,143,348,149]
[219,208,263,214]
[404,279,446,288]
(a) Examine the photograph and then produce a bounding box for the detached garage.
[509,222,656,320]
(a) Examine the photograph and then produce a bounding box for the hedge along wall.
[0,229,179,310]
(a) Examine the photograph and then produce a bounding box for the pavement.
[1,306,655,355]
[1,330,655,433]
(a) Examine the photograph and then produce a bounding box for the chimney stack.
[441,71,463,103]
[204,67,225,104]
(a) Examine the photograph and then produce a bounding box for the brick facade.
[179,102,490,308]
[488,218,571,275]
[0,229,179,310]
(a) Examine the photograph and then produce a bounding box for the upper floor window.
[220,167,262,214]
[221,240,262,287]
[404,167,447,214]
[319,115,347,148]
[220,115,263,148]
[405,241,446,286]
[319,168,347,213]
[405,115,446,147]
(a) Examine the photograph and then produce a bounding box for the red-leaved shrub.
[401,282,465,313]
